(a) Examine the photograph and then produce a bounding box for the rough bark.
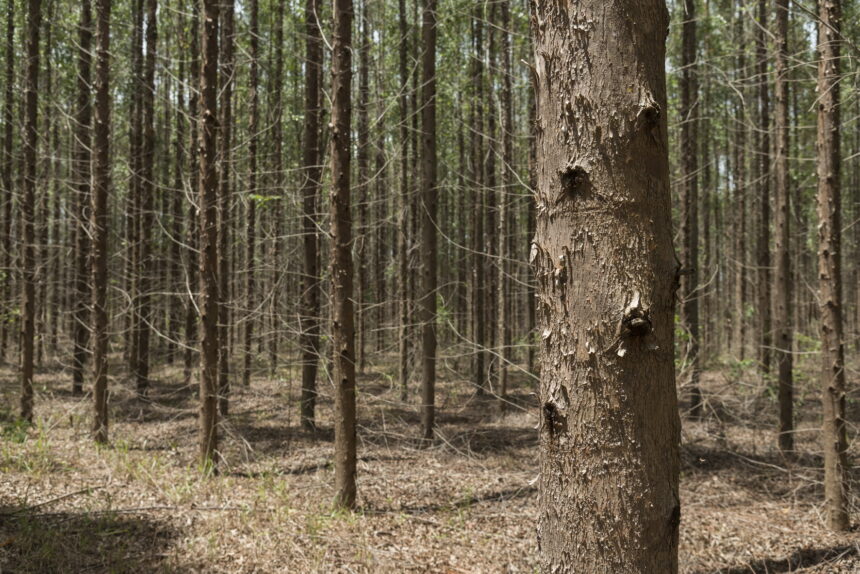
[300,0,322,428]
[773,0,793,454]
[331,0,357,509]
[19,0,41,422]
[91,0,111,443]
[198,0,220,472]
[816,0,848,532]
[497,0,512,410]
[530,1,681,570]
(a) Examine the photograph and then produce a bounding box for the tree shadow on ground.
[0,504,182,573]
[364,485,538,515]
[700,544,858,573]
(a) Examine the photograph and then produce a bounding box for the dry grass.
[0,350,858,573]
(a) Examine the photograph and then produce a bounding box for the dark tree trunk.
[418,0,437,441]
[680,0,701,419]
[816,0,848,532]
[91,0,111,443]
[242,0,259,389]
[330,0,357,508]
[72,0,93,395]
[217,0,234,417]
[530,1,681,569]
[774,0,794,454]
[0,0,13,364]
[300,0,322,429]
[19,0,41,422]
[198,0,220,472]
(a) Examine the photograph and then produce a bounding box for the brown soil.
[0,353,858,573]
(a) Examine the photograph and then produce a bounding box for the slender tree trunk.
[242,0,259,389]
[198,0,220,472]
[134,0,157,398]
[168,54,186,367]
[680,0,701,419]
[330,0,357,508]
[732,6,746,361]
[268,0,285,375]
[0,0,13,365]
[756,0,771,377]
[300,0,322,429]
[471,9,485,395]
[217,0,234,417]
[184,0,201,386]
[497,0,512,411]
[19,0,41,422]
[356,0,370,376]
[773,0,793,455]
[418,0,437,441]
[396,0,410,400]
[531,1,680,570]
[91,0,111,443]
[126,0,143,371]
[816,0,848,532]
[72,0,93,394]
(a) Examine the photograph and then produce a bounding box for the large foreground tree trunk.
[530,1,681,571]
[198,0,220,472]
[816,0,849,532]
[330,0,357,509]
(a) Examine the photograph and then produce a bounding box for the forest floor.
[1,349,860,573]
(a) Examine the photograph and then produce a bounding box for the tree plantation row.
[0,0,858,570]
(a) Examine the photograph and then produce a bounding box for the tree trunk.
[134,0,157,398]
[72,0,93,395]
[198,0,220,472]
[530,1,681,570]
[300,0,322,429]
[680,0,701,419]
[816,0,848,532]
[0,0,13,365]
[19,0,41,422]
[471,9,485,395]
[183,0,200,386]
[773,0,793,454]
[732,5,746,361]
[331,0,357,508]
[496,0,512,411]
[91,0,111,443]
[756,0,771,377]
[242,0,259,389]
[356,0,369,375]
[418,0,437,441]
[217,0,234,417]
[396,0,410,400]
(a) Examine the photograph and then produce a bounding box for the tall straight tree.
[0,0,14,363]
[300,0,322,429]
[91,0,111,443]
[773,0,793,454]
[396,0,409,399]
[496,0,512,410]
[680,0,701,418]
[242,0,259,389]
[530,0,680,570]
[19,0,41,422]
[755,0,771,376]
[418,0,437,441]
[330,0,357,508]
[217,0,235,416]
[198,0,220,471]
[816,0,848,532]
[72,0,93,395]
[134,0,157,397]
